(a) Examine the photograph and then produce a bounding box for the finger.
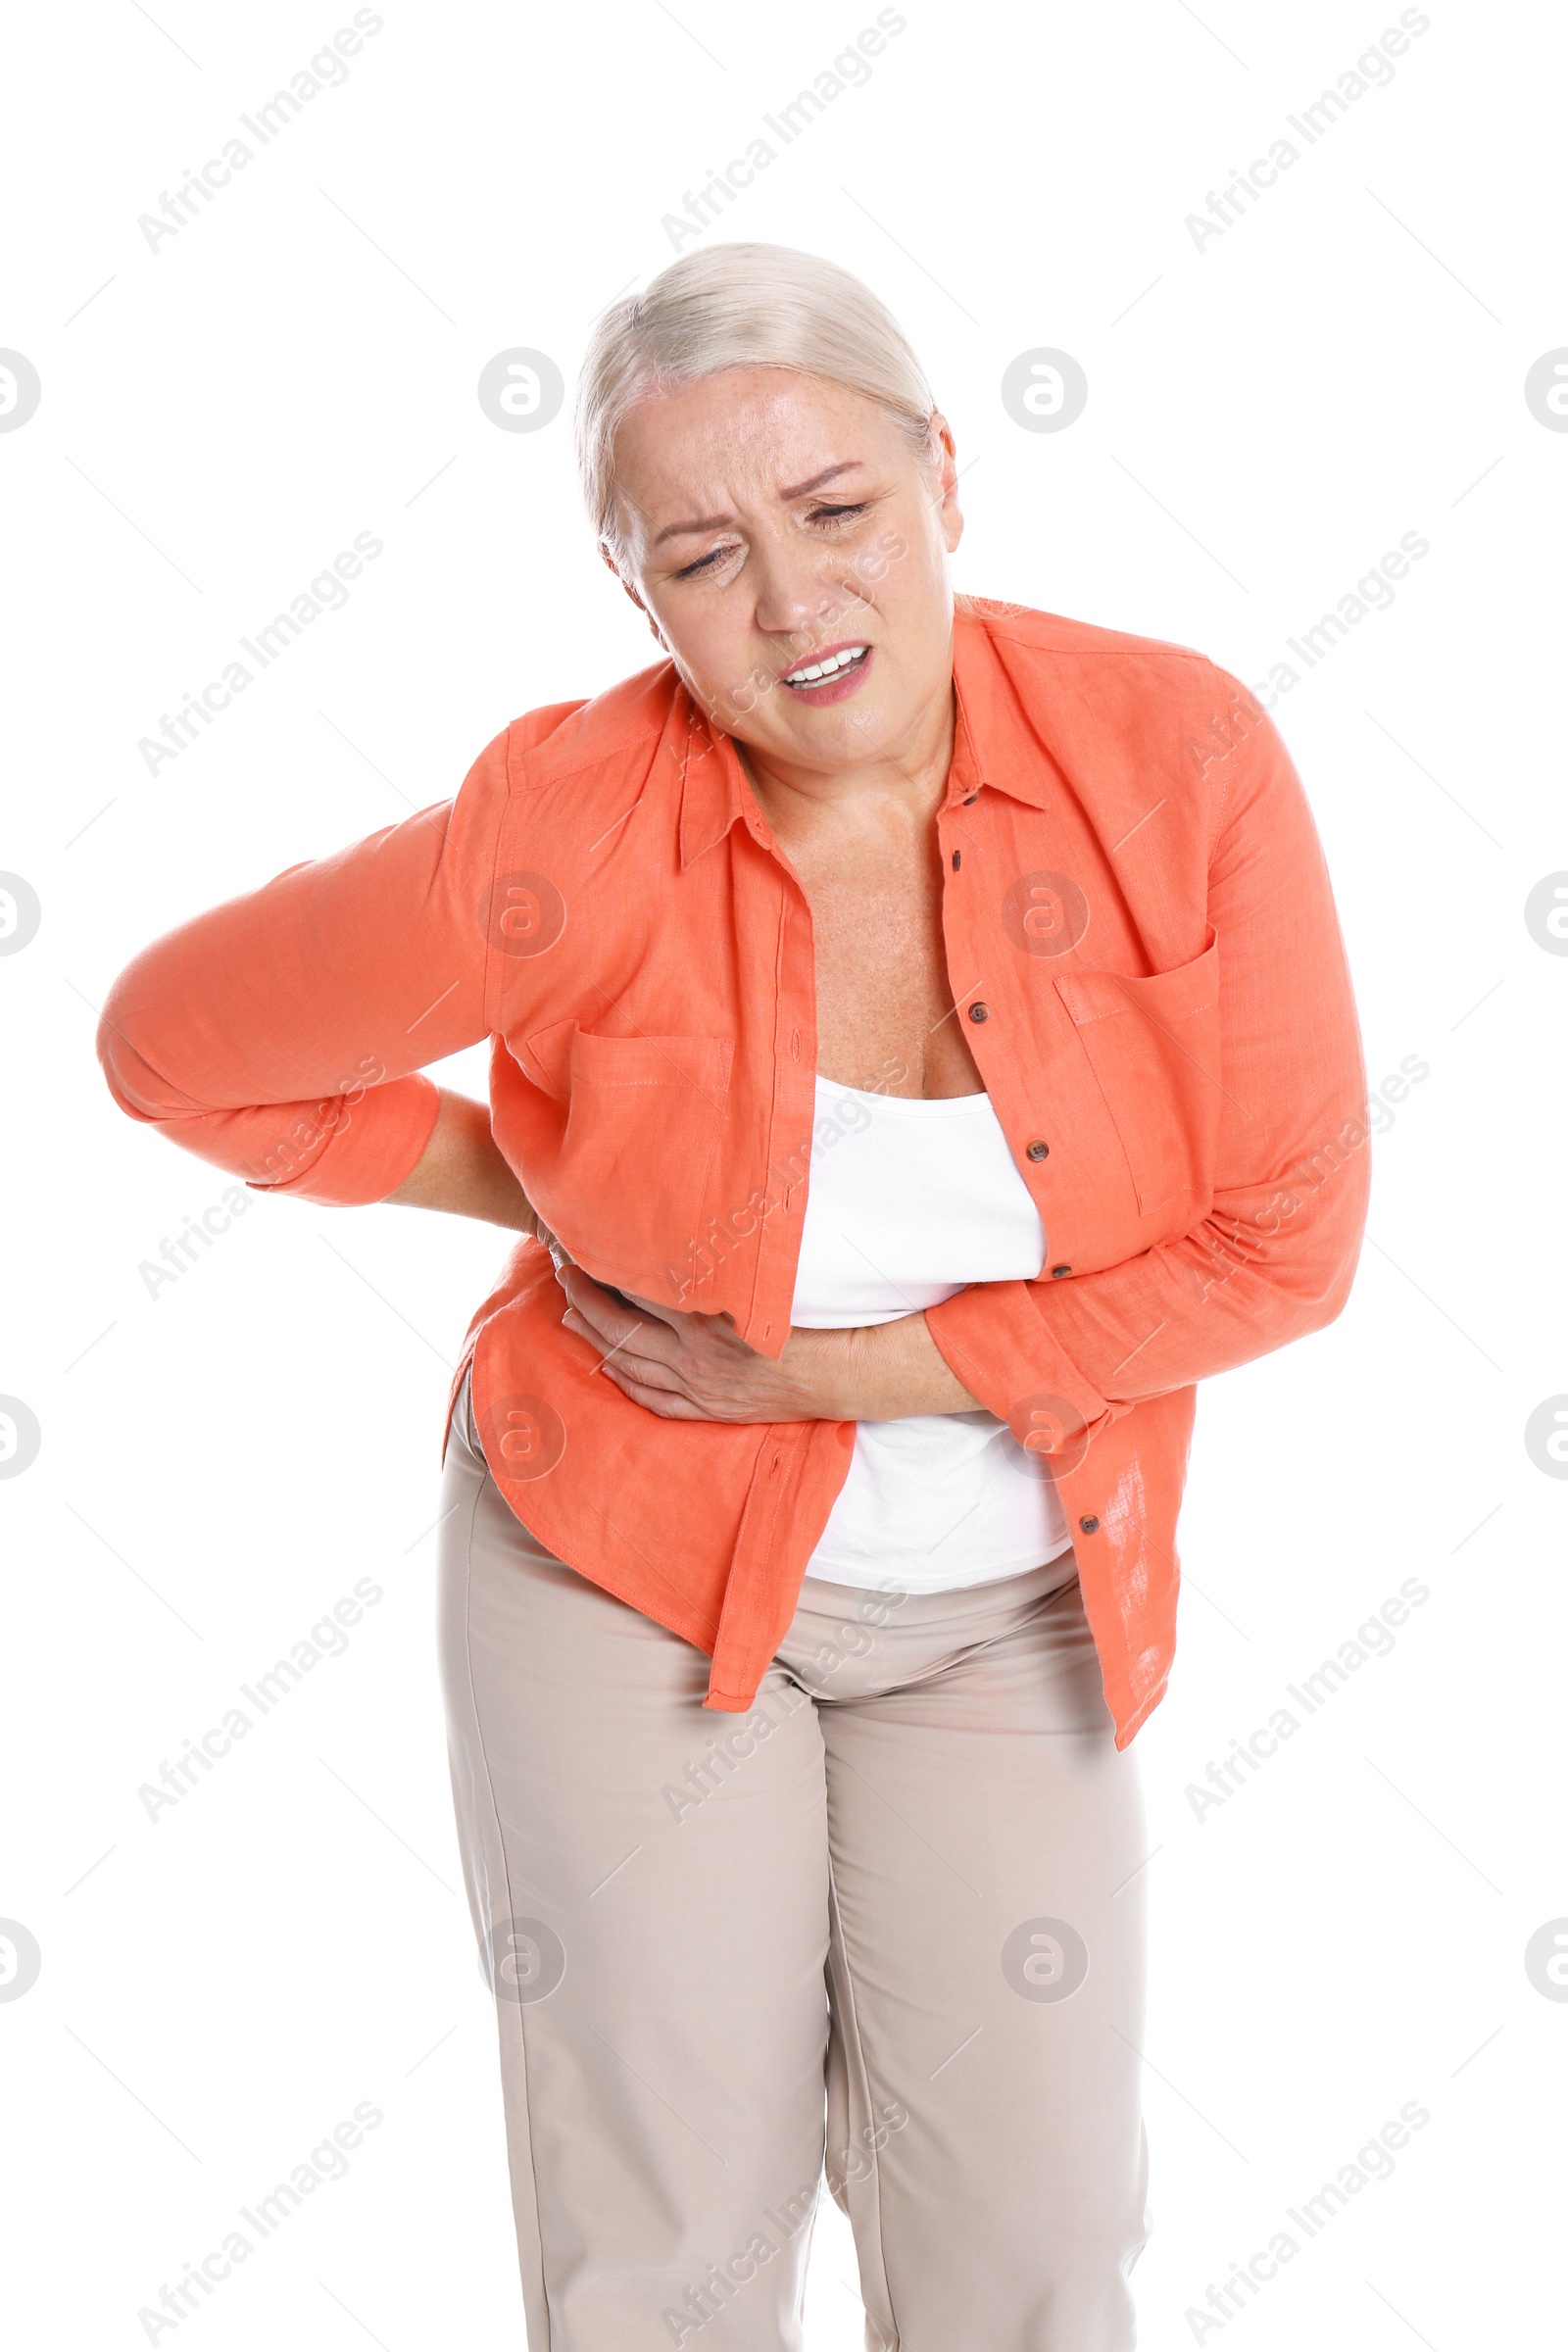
[560,1261,638,1314]
[621,1290,749,1349]
[587,1331,694,1396]
[561,1305,689,1392]
[561,1300,645,1355]
[558,1293,609,1346]
[596,1360,711,1418]
[556,1261,603,1303]
[559,1272,711,1383]
[559,1263,643,1341]
[615,1290,689,1333]
[615,1288,735,1338]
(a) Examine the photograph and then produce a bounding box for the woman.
[98,243,1369,2350]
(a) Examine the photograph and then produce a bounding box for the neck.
[735,670,957,839]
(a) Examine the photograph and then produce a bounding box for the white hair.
[575,242,939,568]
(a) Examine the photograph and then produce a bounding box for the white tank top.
[791,1075,1074,1594]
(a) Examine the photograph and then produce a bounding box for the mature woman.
[98,243,1369,2351]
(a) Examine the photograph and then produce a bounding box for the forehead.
[613,368,898,521]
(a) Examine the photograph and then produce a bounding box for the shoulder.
[956,594,1248,717]
[955,598,1291,865]
[448,660,686,867]
[499,658,683,793]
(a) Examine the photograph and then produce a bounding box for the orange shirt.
[96,600,1370,1746]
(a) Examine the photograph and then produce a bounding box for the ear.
[601,545,667,648]
[928,412,964,557]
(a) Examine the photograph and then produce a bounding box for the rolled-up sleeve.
[925,692,1371,1431]
[96,727,513,1206]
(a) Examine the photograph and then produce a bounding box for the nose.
[747,530,841,646]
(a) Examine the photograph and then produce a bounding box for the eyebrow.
[652,462,865,546]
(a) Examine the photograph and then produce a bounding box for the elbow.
[1245,1147,1370,1347]
[95,979,143,1118]
[1304,1249,1361,1338]
[1289,1184,1371,1343]
[95,965,179,1127]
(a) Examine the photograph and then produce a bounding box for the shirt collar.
[676,602,1062,866]
[948,603,1065,811]
[676,697,755,869]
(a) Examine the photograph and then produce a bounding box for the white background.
[3,1,1565,2345]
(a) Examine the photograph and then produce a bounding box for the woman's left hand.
[551,1254,981,1423]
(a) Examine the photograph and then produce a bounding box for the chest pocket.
[1054,930,1223,1216]
[537,1026,735,1293]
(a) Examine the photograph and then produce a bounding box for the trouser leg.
[787,1567,1151,2352]
[437,1376,833,2351]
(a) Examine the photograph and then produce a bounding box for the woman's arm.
[923,680,1369,1439]
[385,1088,538,1233]
[550,676,1367,1437]
[553,1259,982,1421]
[389,1130,956,1414]
[95,736,513,1206]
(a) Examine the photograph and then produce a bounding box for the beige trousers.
[439,1370,1150,2351]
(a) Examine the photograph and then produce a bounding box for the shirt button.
[1026,1140,1050,1161]
[1051,1263,1072,1278]
[968,1002,989,1022]
[962,792,979,805]
[1078,1514,1100,1535]
[952,849,961,869]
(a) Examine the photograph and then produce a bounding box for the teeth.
[783,644,868,687]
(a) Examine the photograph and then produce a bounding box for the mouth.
[777,640,873,706]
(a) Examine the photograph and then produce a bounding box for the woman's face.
[608,368,963,774]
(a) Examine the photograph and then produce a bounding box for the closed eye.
[672,501,873,580]
[673,543,738,580]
